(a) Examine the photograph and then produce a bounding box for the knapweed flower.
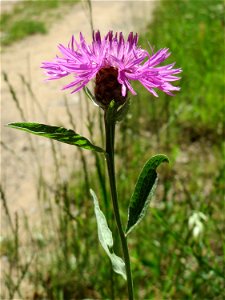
[42,31,181,108]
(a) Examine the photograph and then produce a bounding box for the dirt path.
[1,1,156,226]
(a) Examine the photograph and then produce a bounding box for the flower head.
[42,31,181,108]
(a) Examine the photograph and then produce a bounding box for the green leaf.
[90,189,127,280]
[115,100,130,122]
[105,100,117,123]
[7,122,104,153]
[126,154,169,235]
[105,100,130,122]
[83,86,96,103]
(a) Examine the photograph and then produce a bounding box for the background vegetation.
[1,0,224,299]
[0,0,78,46]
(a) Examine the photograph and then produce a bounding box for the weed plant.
[1,0,224,299]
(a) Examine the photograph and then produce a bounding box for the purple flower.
[42,31,181,105]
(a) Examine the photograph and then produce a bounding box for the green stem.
[104,113,134,300]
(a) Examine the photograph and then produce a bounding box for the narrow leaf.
[105,100,117,123]
[7,122,104,153]
[83,86,97,103]
[126,154,169,235]
[115,100,130,121]
[90,189,127,280]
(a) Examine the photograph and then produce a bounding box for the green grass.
[137,0,224,138]
[3,20,47,45]
[0,0,78,46]
[1,0,224,299]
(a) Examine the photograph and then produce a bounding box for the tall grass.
[137,0,224,138]
[1,0,224,299]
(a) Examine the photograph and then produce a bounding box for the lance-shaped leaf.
[126,154,169,235]
[7,122,104,153]
[105,100,117,123]
[90,189,127,280]
[115,99,130,122]
[83,86,97,104]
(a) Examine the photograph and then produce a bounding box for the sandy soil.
[0,0,19,13]
[1,1,156,228]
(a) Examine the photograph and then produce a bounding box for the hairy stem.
[104,114,134,300]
